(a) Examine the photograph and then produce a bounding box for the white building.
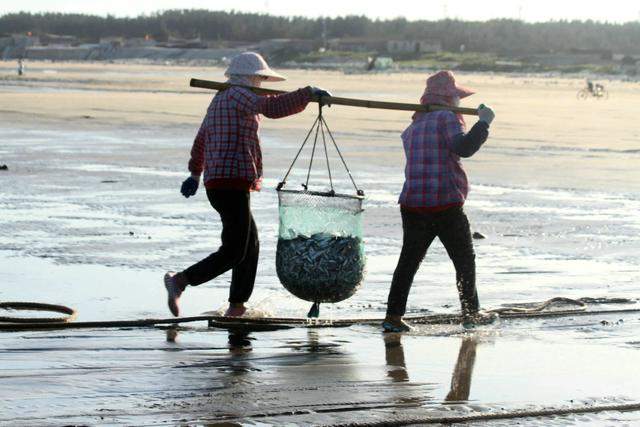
[387,40,441,54]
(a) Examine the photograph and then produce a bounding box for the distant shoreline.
[1,58,638,83]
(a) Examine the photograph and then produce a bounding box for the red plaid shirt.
[399,111,468,208]
[189,86,312,191]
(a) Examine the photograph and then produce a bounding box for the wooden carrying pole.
[190,78,479,116]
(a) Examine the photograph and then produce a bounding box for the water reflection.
[228,329,253,355]
[383,334,479,401]
[286,329,344,355]
[384,333,409,382]
[165,326,178,343]
[445,337,478,402]
[304,329,321,353]
[163,326,254,355]
[220,330,255,380]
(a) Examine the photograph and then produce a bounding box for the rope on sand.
[0,297,637,331]
[409,296,635,325]
[0,302,77,323]
[488,296,587,314]
[330,401,640,427]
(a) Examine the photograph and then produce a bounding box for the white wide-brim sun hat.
[224,51,286,82]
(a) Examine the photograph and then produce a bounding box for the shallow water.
[2,317,640,425]
[1,124,638,319]
[1,114,640,424]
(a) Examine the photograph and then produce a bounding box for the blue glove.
[309,86,332,106]
[180,176,199,198]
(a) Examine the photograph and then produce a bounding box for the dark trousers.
[182,189,259,304]
[386,206,479,317]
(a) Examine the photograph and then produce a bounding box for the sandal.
[382,320,413,333]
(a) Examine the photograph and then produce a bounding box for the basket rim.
[277,188,364,201]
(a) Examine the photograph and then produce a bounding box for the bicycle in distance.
[577,80,609,100]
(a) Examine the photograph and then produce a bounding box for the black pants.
[386,206,479,317]
[182,189,259,304]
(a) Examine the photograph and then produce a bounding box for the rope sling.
[277,103,364,197]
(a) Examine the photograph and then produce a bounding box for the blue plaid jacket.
[399,111,469,208]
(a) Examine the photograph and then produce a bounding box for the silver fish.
[276,233,365,303]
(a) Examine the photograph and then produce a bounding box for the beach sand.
[2,61,640,193]
[1,61,640,425]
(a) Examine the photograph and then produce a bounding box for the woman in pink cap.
[383,70,495,332]
[164,52,330,317]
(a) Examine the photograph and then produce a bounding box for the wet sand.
[2,251,640,426]
[1,61,640,425]
[2,299,640,425]
[2,61,640,193]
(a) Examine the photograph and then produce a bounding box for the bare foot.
[224,304,247,317]
[164,271,183,317]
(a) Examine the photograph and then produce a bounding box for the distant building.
[0,35,12,51]
[257,38,317,55]
[124,37,157,48]
[620,55,638,66]
[158,36,206,49]
[25,46,92,61]
[527,52,609,67]
[386,40,442,54]
[0,34,39,59]
[99,37,124,48]
[39,33,78,46]
[618,55,639,75]
[327,37,387,52]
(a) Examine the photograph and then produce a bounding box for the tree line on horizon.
[1,10,640,55]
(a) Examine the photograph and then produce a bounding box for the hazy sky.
[1,0,639,23]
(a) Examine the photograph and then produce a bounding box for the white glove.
[478,104,495,126]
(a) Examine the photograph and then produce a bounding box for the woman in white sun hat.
[164,52,330,317]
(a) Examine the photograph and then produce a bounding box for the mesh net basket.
[276,189,365,303]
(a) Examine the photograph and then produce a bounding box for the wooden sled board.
[201,307,640,330]
[203,313,379,330]
[2,306,637,332]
